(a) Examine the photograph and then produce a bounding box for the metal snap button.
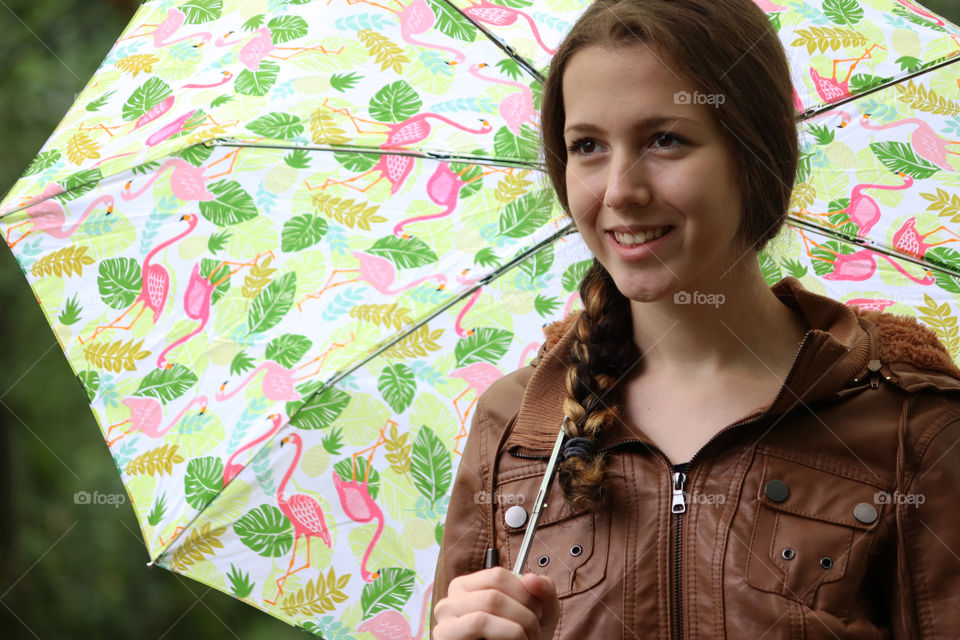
[764,479,789,503]
[504,505,528,529]
[570,545,583,557]
[854,502,878,524]
[820,556,833,570]
[538,555,549,567]
[781,548,795,560]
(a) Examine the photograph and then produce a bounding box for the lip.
[605,226,675,260]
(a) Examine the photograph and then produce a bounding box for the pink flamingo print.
[462,0,556,55]
[468,62,537,134]
[357,581,434,639]
[216,335,355,402]
[121,153,239,203]
[264,433,333,606]
[155,251,273,368]
[860,113,959,172]
[454,270,483,337]
[797,172,913,235]
[223,413,284,486]
[752,0,786,11]
[105,394,208,446]
[397,0,466,65]
[892,217,960,259]
[333,421,391,583]
[215,27,343,71]
[392,163,482,237]
[5,187,114,248]
[298,251,447,309]
[805,108,852,129]
[120,8,212,48]
[450,362,503,455]
[315,99,492,194]
[809,45,885,103]
[844,298,896,312]
[798,229,935,284]
[82,214,199,344]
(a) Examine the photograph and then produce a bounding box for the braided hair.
[557,261,639,511]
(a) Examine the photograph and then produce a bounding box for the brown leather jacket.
[432,277,960,639]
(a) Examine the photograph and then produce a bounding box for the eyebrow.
[564,116,698,136]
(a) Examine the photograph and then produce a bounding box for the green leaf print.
[330,72,362,92]
[493,125,539,162]
[235,60,280,97]
[823,0,863,25]
[98,257,142,309]
[499,190,553,239]
[234,504,294,557]
[410,426,452,505]
[561,259,592,292]
[378,363,417,413]
[367,235,438,269]
[369,81,422,124]
[281,214,328,252]
[246,112,304,140]
[134,364,199,402]
[455,326,512,367]
[333,457,380,499]
[180,0,223,23]
[121,77,172,122]
[184,456,224,510]
[56,168,103,202]
[78,370,100,402]
[248,272,297,334]
[426,0,476,42]
[24,150,61,176]
[267,15,309,44]
[360,567,415,618]
[198,180,259,226]
[266,334,312,368]
[287,386,350,431]
[869,142,941,180]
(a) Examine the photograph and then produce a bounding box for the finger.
[442,588,541,640]
[449,567,543,614]
[522,573,561,636]
[434,610,532,640]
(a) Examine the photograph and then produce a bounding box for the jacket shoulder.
[854,308,960,392]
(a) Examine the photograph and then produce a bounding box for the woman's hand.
[433,567,561,640]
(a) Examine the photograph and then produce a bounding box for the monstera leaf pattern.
[1,0,960,635]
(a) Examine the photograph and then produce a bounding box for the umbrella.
[2,0,960,636]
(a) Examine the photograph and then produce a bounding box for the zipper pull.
[868,359,881,389]
[671,471,687,514]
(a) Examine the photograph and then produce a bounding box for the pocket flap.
[758,454,884,530]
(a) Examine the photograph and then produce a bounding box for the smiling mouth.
[612,226,673,246]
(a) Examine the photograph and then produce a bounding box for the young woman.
[431,0,960,637]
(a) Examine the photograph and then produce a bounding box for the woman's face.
[562,44,746,303]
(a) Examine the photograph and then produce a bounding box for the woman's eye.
[568,138,600,155]
[653,133,683,149]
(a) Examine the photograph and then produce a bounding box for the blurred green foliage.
[0,0,959,638]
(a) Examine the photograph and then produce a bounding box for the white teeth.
[613,227,670,246]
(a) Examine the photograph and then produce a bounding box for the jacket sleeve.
[430,393,494,635]
[890,406,960,638]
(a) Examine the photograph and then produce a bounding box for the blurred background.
[1,0,959,638]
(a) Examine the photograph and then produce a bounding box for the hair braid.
[558,260,638,511]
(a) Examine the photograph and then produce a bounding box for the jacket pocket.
[744,452,884,615]
[495,455,614,598]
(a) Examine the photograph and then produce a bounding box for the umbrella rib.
[214,139,544,171]
[438,0,544,84]
[796,53,960,123]
[786,216,960,279]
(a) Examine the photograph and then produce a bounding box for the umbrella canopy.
[1,0,960,635]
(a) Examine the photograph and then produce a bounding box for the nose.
[603,149,651,211]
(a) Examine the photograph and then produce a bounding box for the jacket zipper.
[671,462,688,640]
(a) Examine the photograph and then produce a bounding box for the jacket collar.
[506,276,960,454]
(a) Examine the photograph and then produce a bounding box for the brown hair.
[544,0,799,511]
